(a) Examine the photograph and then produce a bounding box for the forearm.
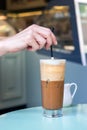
[0,40,8,56]
[0,36,25,56]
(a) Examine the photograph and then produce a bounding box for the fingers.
[45,32,57,49]
[33,25,57,49]
[25,24,57,51]
[27,38,40,51]
[26,32,47,51]
[34,32,46,49]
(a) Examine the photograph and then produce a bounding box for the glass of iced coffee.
[40,59,66,118]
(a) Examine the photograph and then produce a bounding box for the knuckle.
[31,24,38,29]
[46,29,51,35]
[31,24,36,30]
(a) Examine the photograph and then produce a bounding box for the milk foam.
[40,59,65,65]
[40,59,66,81]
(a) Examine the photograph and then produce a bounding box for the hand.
[26,24,57,51]
[5,24,57,53]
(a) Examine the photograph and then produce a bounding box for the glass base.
[43,108,63,118]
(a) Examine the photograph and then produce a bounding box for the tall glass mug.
[40,59,66,118]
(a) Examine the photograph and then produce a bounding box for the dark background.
[0,0,6,10]
[0,0,51,10]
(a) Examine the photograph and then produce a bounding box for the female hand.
[0,24,57,55]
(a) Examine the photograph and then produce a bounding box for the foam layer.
[40,59,66,81]
[40,59,65,65]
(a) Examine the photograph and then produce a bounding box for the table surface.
[0,104,87,130]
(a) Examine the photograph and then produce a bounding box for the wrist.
[0,39,8,56]
[1,36,18,54]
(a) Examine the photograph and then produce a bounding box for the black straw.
[51,45,53,57]
[50,27,54,58]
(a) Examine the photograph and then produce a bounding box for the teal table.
[0,104,87,130]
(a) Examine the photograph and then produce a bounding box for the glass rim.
[40,59,66,64]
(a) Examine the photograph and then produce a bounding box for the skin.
[0,24,57,56]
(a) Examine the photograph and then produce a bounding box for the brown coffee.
[40,59,66,111]
[41,80,64,110]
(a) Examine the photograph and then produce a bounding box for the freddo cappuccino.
[40,59,66,110]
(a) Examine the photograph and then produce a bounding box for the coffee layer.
[41,80,64,110]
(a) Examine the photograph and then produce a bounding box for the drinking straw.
[50,27,54,59]
[50,45,53,59]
